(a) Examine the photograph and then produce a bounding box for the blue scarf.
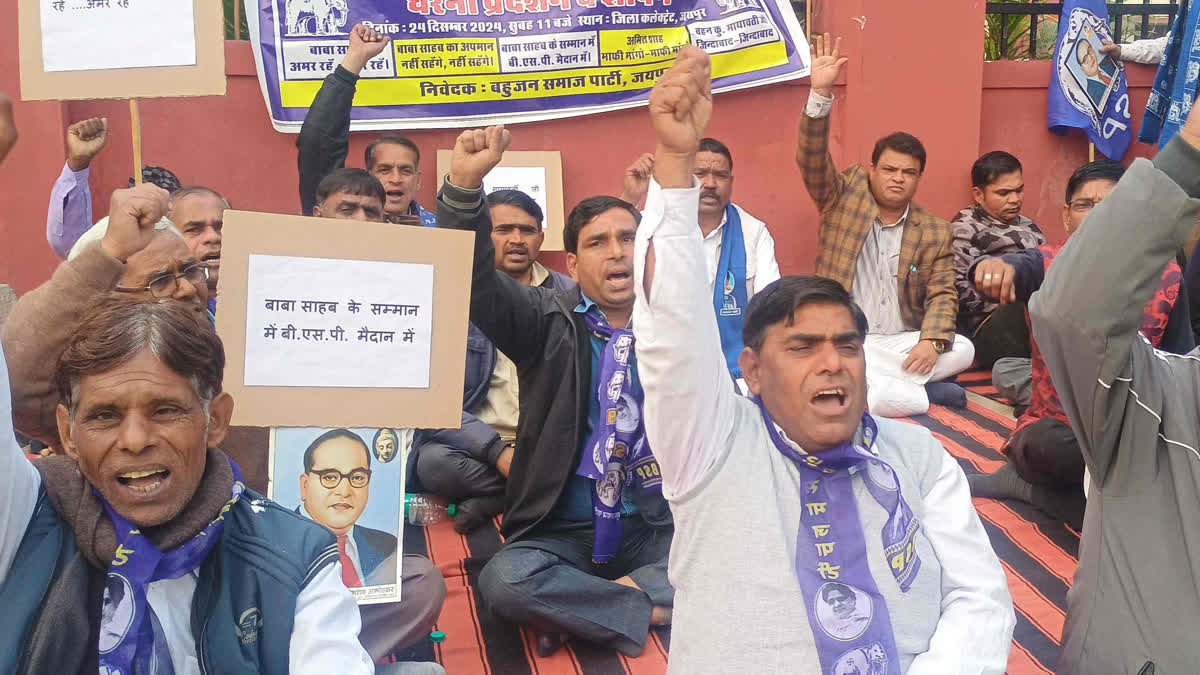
[98,459,245,675]
[1139,0,1199,148]
[713,204,748,380]
[757,399,921,674]
[573,305,661,563]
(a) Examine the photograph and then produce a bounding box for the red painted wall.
[0,1,1167,295]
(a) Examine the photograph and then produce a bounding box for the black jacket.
[437,179,672,542]
[296,65,358,217]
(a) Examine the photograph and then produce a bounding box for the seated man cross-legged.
[796,35,974,417]
[438,125,673,658]
[950,151,1046,369]
[412,189,574,534]
[633,45,1014,673]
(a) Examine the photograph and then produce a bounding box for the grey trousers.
[359,554,447,661]
[992,357,1033,406]
[415,440,506,500]
[477,517,673,657]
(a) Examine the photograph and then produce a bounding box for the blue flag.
[1138,0,1199,149]
[1048,0,1134,160]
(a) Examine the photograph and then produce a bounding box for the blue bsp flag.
[1047,0,1134,160]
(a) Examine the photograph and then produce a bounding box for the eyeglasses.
[309,468,371,489]
[1068,199,1103,214]
[114,262,209,298]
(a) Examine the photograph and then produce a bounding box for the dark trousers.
[414,440,505,499]
[477,517,674,656]
[971,302,1032,370]
[359,555,448,660]
[1007,417,1084,488]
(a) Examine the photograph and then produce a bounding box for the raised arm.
[297,24,389,215]
[795,34,849,214]
[633,47,737,498]
[46,118,107,259]
[2,185,167,446]
[437,126,550,366]
[1029,105,1200,484]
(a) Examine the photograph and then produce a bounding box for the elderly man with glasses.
[4,185,213,453]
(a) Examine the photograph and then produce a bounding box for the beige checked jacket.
[796,113,958,344]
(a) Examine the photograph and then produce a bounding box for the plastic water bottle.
[405,494,457,526]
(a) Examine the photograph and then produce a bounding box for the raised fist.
[649,46,712,158]
[343,23,391,74]
[101,184,170,263]
[620,153,655,206]
[809,33,849,97]
[66,117,109,172]
[449,126,512,190]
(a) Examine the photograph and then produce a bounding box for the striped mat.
[958,368,1009,405]
[405,400,1075,674]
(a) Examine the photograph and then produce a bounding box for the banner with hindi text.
[246,0,809,130]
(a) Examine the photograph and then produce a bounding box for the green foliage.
[224,0,249,40]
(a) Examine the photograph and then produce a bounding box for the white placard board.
[40,0,197,73]
[483,166,550,231]
[244,254,435,389]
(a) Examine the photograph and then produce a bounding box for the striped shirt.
[852,208,911,335]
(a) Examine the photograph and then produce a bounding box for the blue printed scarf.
[713,204,748,380]
[757,399,921,674]
[1139,0,1200,148]
[97,459,245,675]
[573,305,661,563]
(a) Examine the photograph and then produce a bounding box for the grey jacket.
[1030,136,1200,675]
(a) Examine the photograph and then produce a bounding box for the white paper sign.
[244,254,434,389]
[40,0,197,73]
[483,166,550,230]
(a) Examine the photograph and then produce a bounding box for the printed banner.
[246,0,809,130]
[1047,0,1134,160]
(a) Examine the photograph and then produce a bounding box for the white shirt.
[302,504,365,582]
[633,178,1014,673]
[700,204,781,298]
[0,350,373,675]
[1120,35,1168,65]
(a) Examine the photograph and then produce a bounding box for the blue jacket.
[0,487,338,674]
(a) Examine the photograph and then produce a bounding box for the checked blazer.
[797,112,958,343]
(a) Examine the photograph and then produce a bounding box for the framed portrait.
[1065,28,1119,116]
[268,427,411,604]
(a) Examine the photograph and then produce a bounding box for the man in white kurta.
[631,47,1014,674]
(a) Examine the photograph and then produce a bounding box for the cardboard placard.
[437,150,566,252]
[18,0,225,101]
[215,210,473,430]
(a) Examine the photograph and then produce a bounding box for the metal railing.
[986,1,1177,60]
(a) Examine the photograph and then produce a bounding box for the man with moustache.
[298,23,435,227]
[635,46,1013,672]
[437,123,672,657]
[619,139,781,387]
[798,34,972,416]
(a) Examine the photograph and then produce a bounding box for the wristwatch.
[927,339,949,354]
